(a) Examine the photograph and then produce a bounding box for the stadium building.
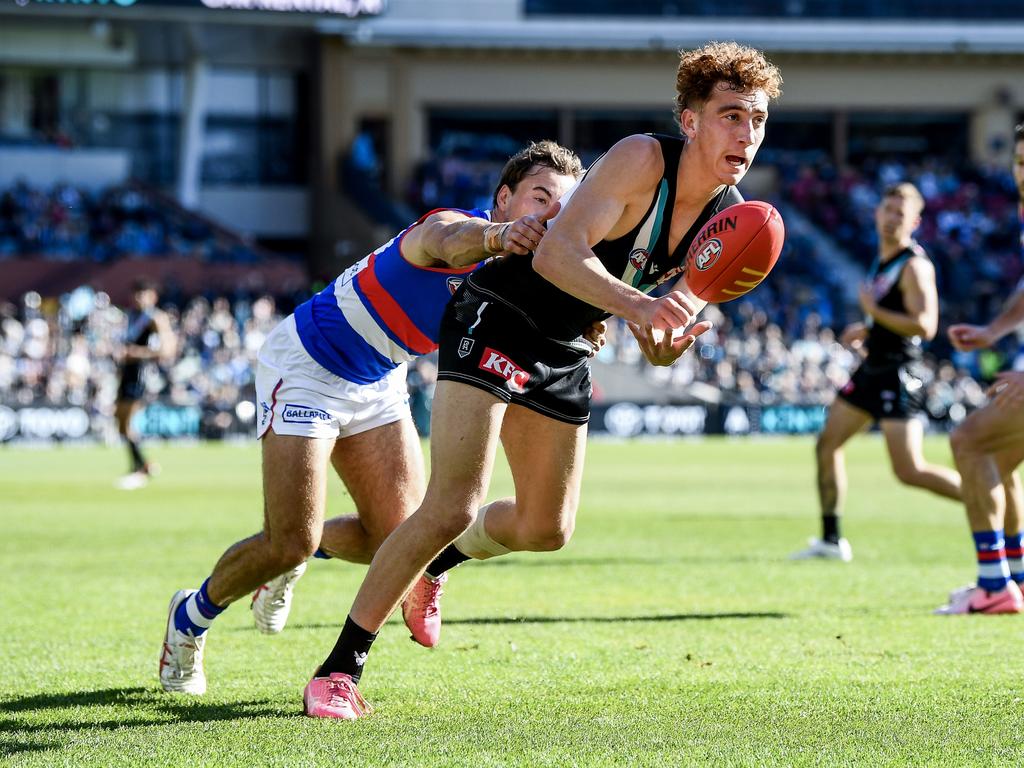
[1,0,1023,440]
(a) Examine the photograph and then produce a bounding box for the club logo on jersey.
[629,248,650,271]
[447,276,465,296]
[282,404,331,423]
[693,239,723,271]
[479,347,530,393]
[458,337,475,359]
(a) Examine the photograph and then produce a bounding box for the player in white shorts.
[159,141,583,694]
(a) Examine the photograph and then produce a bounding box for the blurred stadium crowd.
[0,181,262,263]
[2,139,1021,435]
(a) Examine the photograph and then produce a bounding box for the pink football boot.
[933,581,1024,615]
[402,573,447,648]
[303,671,372,720]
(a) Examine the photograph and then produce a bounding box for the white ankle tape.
[453,504,511,560]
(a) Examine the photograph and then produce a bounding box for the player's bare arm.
[839,322,869,349]
[125,310,175,363]
[949,287,1024,351]
[533,135,695,334]
[402,204,559,269]
[860,256,938,339]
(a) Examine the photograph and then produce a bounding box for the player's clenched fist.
[948,323,996,352]
[636,290,699,335]
[490,200,561,255]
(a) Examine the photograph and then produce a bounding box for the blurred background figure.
[114,279,175,489]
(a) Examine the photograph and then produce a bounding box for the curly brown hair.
[492,140,583,206]
[674,41,783,122]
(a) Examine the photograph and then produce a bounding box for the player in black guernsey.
[115,279,175,490]
[792,183,962,562]
[304,41,783,719]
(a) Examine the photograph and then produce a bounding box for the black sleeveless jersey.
[121,309,157,378]
[864,242,928,364]
[467,134,744,342]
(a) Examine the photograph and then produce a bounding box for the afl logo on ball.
[628,248,650,271]
[693,239,723,271]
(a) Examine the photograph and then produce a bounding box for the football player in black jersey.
[792,183,962,562]
[115,279,175,490]
[303,41,783,718]
[934,124,1024,614]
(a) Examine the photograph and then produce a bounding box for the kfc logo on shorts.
[629,248,650,271]
[458,337,475,359]
[693,239,722,271]
[479,347,531,393]
[447,276,464,296]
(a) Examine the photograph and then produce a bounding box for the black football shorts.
[836,359,926,421]
[436,282,592,424]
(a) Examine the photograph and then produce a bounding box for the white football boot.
[790,537,853,562]
[251,562,307,634]
[159,590,207,694]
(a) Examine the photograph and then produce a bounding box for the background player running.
[115,279,175,490]
[159,141,583,695]
[791,183,962,562]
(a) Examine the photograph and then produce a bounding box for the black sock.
[425,544,470,579]
[319,616,377,683]
[822,515,841,544]
[127,439,147,472]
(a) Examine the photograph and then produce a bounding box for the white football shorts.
[254,314,411,440]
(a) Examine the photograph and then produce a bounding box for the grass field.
[2,436,1023,767]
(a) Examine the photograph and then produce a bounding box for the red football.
[684,201,784,303]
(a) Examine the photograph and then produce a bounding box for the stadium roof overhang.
[313,17,1024,56]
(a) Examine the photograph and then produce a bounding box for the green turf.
[2,436,1022,766]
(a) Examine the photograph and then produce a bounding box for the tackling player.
[791,183,962,562]
[301,41,783,719]
[159,141,583,694]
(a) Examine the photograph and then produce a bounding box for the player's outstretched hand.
[501,201,561,255]
[839,322,868,349]
[988,371,1024,410]
[948,323,996,352]
[628,319,714,367]
[583,320,607,358]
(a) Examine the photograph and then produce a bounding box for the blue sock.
[974,530,1010,593]
[1005,533,1024,584]
[173,578,227,636]
[313,548,332,560]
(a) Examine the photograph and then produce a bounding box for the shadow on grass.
[287,611,787,632]
[0,736,55,756]
[479,555,770,567]
[1,686,288,747]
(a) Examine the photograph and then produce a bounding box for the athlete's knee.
[815,432,839,458]
[892,463,923,486]
[522,519,575,552]
[950,423,981,459]
[268,533,319,572]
